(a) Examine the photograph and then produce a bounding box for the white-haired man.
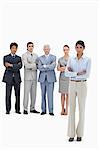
[38,45,56,116]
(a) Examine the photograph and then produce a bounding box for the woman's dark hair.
[27,42,34,48]
[75,40,85,48]
[10,42,18,49]
[63,45,69,49]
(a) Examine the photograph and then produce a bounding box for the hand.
[5,62,13,67]
[67,67,73,72]
[60,67,66,72]
[18,62,21,65]
[77,70,86,75]
[43,65,47,68]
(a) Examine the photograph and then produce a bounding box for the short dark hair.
[27,42,34,48]
[75,40,85,48]
[63,45,69,49]
[10,42,18,49]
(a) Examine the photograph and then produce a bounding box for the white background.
[0,0,98,150]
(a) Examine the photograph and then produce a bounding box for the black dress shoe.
[69,138,74,142]
[6,111,10,114]
[49,113,54,116]
[15,111,21,114]
[30,110,40,113]
[23,110,28,114]
[77,137,82,141]
[41,112,46,115]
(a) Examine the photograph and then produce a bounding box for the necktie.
[13,55,15,58]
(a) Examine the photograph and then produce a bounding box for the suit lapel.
[9,54,17,63]
[44,54,51,64]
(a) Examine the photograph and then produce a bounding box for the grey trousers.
[23,80,37,111]
[40,80,54,113]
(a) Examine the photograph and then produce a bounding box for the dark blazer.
[2,54,22,84]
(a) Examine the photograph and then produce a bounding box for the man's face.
[43,46,50,55]
[27,44,34,53]
[75,44,84,55]
[10,46,17,54]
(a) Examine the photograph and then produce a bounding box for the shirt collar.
[75,53,85,60]
[45,54,50,57]
[11,53,16,57]
[27,50,33,55]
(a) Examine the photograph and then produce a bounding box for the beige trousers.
[67,80,87,138]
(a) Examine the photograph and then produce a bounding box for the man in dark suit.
[2,42,22,114]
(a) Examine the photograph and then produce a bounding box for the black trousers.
[5,77,20,112]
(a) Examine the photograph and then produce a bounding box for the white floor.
[0,112,97,149]
[0,71,97,150]
[0,0,98,150]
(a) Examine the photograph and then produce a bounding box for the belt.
[70,80,87,82]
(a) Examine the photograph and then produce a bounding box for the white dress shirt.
[67,54,91,81]
[11,53,16,57]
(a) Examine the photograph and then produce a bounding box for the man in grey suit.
[22,42,40,114]
[38,44,56,116]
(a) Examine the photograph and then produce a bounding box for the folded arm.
[46,60,56,71]
[3,56,22,71]
[77,59,91,78]
[37,59,48,71]
[38,56,56,71]
[22,54,37,70]
[57,60,65,72]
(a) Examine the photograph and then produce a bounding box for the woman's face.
[75,44,85,55]
[63,46,70,55]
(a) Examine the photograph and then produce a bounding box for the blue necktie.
[13,55,15,58]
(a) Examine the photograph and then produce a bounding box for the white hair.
[43,44,50,49]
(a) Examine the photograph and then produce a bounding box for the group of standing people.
[2,40,91,142]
